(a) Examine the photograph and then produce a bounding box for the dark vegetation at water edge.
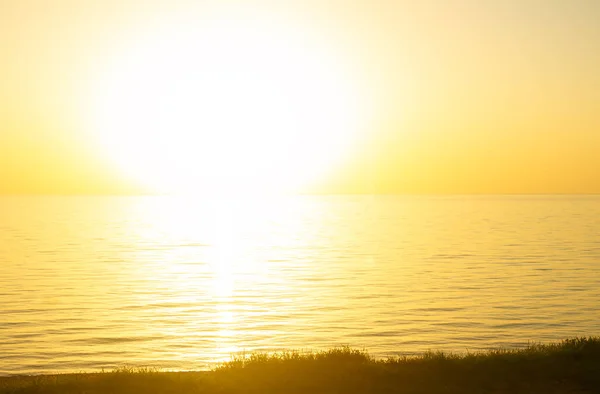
[1,337,599,394]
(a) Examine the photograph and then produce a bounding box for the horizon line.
[2,192,600,197]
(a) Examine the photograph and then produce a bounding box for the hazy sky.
[1,0,599,194]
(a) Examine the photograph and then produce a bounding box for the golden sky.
[1,0,599,194]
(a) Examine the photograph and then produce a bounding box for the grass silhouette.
[1,337,599,393]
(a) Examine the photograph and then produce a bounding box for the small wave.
[431,253,475,259]
[411,307,465,313]
[66,336,162,345]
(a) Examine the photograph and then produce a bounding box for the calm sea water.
[1,195,599,374]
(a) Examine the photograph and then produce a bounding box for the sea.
[1,195,599,375]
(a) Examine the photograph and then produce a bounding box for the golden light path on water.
[125,196,325,363]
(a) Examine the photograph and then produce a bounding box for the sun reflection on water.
[128,195,308,362]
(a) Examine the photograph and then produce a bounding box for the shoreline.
[1,337,599,393]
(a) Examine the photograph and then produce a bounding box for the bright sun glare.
[86,10,369,195]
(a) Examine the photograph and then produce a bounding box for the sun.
[85,10,369,195]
